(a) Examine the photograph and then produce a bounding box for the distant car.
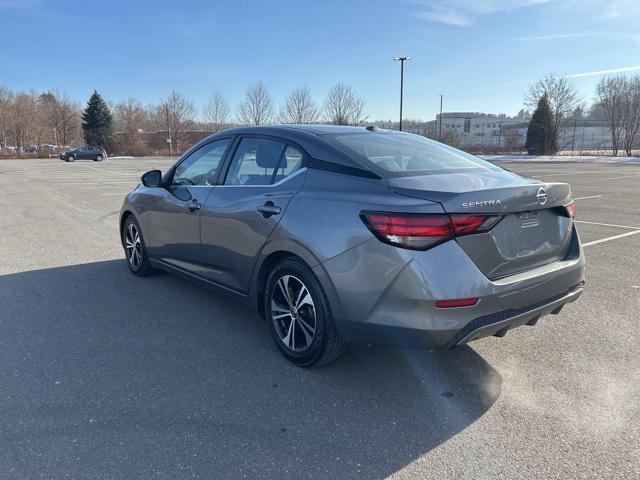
[119,125,585,367]
[60,146,106,162]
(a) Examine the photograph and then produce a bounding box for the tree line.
[525,73,640,156]
[0,88,81,153]
[0,82,366,156]
[2,73,640,157]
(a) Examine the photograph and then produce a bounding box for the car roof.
[217,124,372,136]
[193,125,381,171]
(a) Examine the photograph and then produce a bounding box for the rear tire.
[122,215,153,276]
[95,154,103,161]
[265,258,346,367]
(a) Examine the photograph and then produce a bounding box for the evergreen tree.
[82,90,113,149]
[525,95,557,155]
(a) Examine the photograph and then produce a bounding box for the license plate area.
[517,210,541,229]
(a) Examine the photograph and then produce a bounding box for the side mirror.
[141,170,162,188]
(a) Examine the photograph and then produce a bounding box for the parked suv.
[60,146,106,162]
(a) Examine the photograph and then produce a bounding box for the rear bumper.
[447,281,583,347]
[336,282,584,349]
[316,226,585,349]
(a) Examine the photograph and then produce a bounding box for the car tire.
[95,154,103,161]
[122,215,154,277]
[265,258,346,367]
[67,155,75,162]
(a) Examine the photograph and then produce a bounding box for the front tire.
[67,155,75,162]
[265,258,346,367]
[95,154,103,161]
[122,216,153,276]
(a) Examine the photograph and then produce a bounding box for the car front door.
[142,137,233,273]
[76,147,89,159]
[199,137,306,292]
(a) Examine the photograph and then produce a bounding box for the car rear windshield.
[328,131,503,177]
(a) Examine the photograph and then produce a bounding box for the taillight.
[450,214,503,235]
[564,201,576,219]
[360,212,453,250]
[360,212,503,251]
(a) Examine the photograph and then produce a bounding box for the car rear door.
[199,137,306,292]
[142,138,233,273]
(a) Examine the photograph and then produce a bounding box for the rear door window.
[224,138,286,186]
[273,146,304,183]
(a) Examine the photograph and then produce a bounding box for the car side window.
[173,138,231,186]
[225,138,286,186]
[273,146,304,183]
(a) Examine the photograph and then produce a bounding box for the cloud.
[565,66,640,78]
[412,0,551,26]
[515,33,599,41]
[555,0,640,23]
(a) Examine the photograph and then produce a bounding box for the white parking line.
[582,230,640,247]
[573,195,603,201]
[575,220,640,230]
[535,168,638,177]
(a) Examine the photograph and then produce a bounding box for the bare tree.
[203,92,230,131]
[596,76,627,155]
[37,92,58,145]
[237,83,273,125]
[9,92,38,153]
[323,83,365,125]
[279,87,319,124]
[158,91,195,154]
[58,96,81,146]
[0,87,15,148]
[622,76,640,156]
[37,91,80,147]
[114,98,149,155]
[525,72,580,148]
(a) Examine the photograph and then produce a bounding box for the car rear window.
[328,131,502,177]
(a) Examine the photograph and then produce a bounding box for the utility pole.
[393,56,412,131]
[438,94,443,140]
[165,107,173,156]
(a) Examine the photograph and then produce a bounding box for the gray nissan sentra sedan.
[119,125,585,366]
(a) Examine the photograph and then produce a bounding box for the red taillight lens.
[360,212,503,250]
[450,214,503,235]
[360,213,454,250]
[564,201,576,219]
[435,298,478,308]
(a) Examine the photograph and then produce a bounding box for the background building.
[431,112,618,153]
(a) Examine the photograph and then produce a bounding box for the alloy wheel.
[125,222,142,269]
[270,274,317,352]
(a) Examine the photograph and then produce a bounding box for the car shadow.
[0,260,501,479]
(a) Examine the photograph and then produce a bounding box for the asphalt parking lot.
[1,157,639,479]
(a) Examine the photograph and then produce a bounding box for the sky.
[1,0,639,121]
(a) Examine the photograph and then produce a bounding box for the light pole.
[393,56,412,131]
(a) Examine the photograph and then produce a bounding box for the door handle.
[187,199,201,212]
[256,201,281,218]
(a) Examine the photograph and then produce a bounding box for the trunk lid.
[387,170,575,279]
